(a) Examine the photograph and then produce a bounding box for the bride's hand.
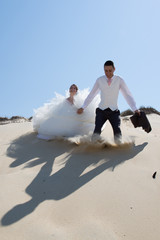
[77,108,84,114]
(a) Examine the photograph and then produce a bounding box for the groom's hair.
[104,60,115,68]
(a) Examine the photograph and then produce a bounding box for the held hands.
[77,108,84,114]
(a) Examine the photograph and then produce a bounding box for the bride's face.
[69,85,78,96]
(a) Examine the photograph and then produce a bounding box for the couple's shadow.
[1,132,147,225]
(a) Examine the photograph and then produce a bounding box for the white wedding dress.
[32,89,100,139]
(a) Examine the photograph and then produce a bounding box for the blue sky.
[1,0,160,118]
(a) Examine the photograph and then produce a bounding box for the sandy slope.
[0,114,160,240]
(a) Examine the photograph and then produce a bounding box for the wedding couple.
[33,60,139,142]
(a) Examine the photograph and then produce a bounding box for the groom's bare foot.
[91,134,103,143]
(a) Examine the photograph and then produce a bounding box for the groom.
[77,60,140,143]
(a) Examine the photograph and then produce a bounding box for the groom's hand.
[77,108,84,114]
[134,109,141,115]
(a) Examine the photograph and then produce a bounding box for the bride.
[32,84,100,139]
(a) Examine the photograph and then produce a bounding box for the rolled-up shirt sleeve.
[120,78,138,111]
[82,79,100,109]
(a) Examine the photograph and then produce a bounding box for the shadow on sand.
[1,132,147,225]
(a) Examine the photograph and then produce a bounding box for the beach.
[0,114,160,240]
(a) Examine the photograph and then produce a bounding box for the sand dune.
[0,114,160,240]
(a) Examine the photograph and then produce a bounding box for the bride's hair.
[69,84,78,92]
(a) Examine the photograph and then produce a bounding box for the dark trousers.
[93,108,122,139]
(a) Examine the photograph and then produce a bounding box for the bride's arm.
[77,80,99,114]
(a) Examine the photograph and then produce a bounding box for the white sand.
[0,114,160,240]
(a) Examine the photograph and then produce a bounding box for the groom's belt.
[97,107,119,112]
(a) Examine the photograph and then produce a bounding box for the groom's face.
[104,65,115,79]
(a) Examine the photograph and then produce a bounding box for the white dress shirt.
[82,75,137,111]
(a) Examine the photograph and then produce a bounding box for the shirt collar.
[105,75,115,81]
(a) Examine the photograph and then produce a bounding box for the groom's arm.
[120,78,138,112]
[77,80,99,114]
